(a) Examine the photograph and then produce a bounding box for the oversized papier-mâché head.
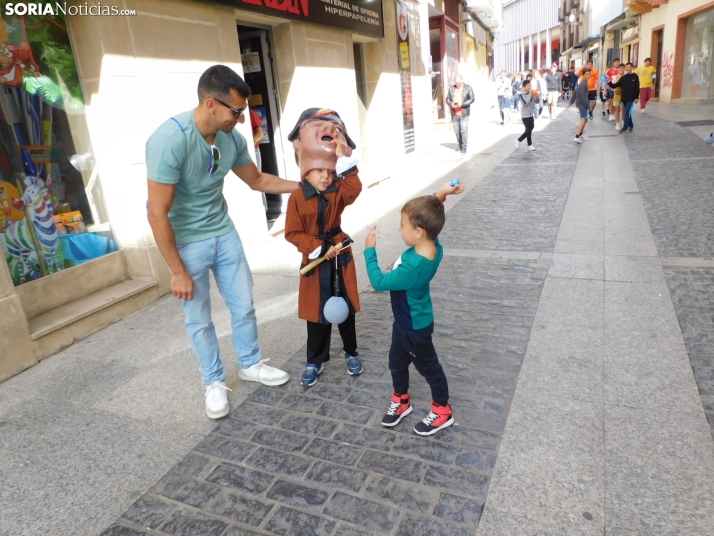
[288,108,356,179]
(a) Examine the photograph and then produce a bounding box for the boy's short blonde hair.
[402,196,445,240]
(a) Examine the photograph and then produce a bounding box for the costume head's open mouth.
[290,108,356,178]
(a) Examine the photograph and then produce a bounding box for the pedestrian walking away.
[608,62,640,133]
[146,65,296,420]
[579,60,600,121]
[446,74,475,155]
[568,66,592,144]
[496,70,512,125]
[544,65,561,119]
[515,79,539,151]
[635,58,657,113]
[561,69,571,100]
[364,182,465,436]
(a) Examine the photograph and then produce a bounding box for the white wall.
[588,0,625,36]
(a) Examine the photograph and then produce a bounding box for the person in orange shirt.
[579,59,600,120]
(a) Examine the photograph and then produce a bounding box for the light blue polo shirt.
[146,110,253,244]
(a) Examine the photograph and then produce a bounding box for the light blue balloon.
[324,296,349,324]
[706,133,714,145]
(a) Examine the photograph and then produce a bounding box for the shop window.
[0,12,114,286]
[681,9,714,99]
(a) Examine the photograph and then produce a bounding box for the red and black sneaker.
[414,400,454,436]
[381,392,413,427]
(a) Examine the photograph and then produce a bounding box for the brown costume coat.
[285,170,362,323]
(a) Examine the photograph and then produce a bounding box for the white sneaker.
[205,381,230,419]
[238,359,289,386]
[608,115,615,122]
[514,139,520,149]
[580,135,588,141]
[574,136,583,144]
[528,145,536,151]
[641,108,645,114]
[615,123,621,130]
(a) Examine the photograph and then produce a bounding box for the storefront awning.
[621,26,639,44]
[606,16,639,31]
[573,35,601,49]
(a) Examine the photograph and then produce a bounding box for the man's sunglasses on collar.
[208,145,220,175]
[214,98,246,119]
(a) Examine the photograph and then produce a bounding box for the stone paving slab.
[479,109,714,536]
[623,115,714,440]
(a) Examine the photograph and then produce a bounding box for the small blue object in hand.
[450,179,460,187]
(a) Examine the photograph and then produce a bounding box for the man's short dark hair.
[586,60,593,65]
[613,58,620,63]
[582,68,591,76]
[198,65,250,102]
[626,62,633,67]
[644,57,651,62]
[402,196,445,240]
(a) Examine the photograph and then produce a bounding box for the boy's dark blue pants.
[389,322,449,405]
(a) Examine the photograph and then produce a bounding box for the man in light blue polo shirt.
[146,65,299,419]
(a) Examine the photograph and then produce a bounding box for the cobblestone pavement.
[624,113,714,439]
[101,118,576,536]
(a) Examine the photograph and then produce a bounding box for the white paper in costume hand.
[308,244,322,260]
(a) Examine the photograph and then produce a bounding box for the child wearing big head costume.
[284,108,363,388]
[364,182,464,435]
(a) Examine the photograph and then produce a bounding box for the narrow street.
[2,102,714,536]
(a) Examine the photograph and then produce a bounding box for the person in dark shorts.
[568,67,591,144]
[579,60,600,120]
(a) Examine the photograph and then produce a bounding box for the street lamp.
[569,10,575,23]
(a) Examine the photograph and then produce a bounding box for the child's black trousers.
[306,314,357,365]
[389,322,449,405]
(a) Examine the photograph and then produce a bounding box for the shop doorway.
[654,29,663,99]
[237,24,285,222]
[429,16,460,122]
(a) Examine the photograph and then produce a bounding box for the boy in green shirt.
[364,181,464,435]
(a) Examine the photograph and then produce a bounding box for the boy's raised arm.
[364,248,416,292]
[337,158,362,206]
[434,181,466,203]
[364,226,415,292]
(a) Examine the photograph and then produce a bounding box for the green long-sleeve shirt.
[364,238,443,331]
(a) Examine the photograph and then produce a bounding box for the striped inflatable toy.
[3,175,59,280]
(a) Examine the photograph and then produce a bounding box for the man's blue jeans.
[623,101,634,130]
[177,229,261,385]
